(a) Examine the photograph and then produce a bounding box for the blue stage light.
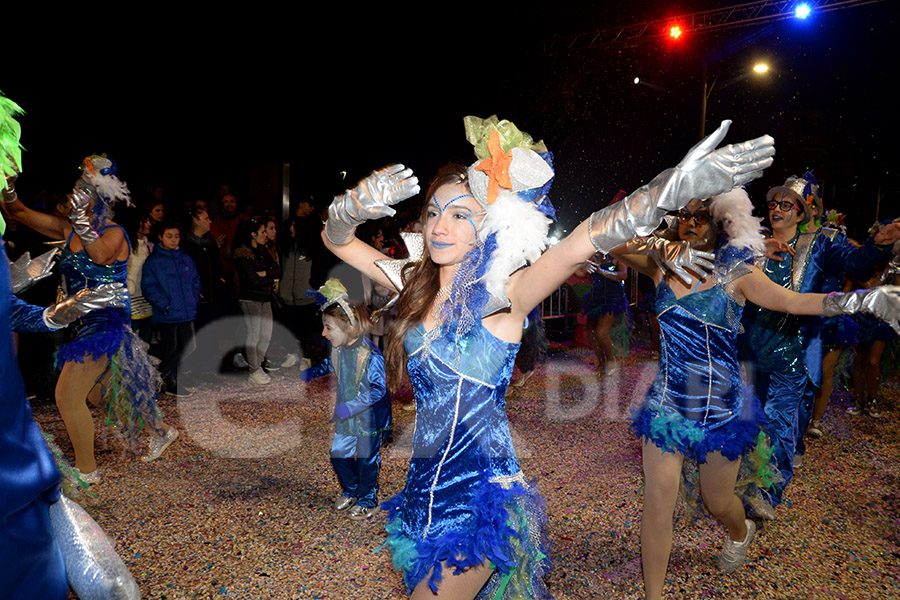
[795,3,812,19]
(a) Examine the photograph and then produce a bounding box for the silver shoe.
[142,427,179,463]
[77,468,102,486]
[334,496,356,511]
[806,421,823,439]
[348,505,376,521]
[718,519,756,573]
[866,400,882,419]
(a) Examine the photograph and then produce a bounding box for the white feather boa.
[709,188,765,254]
[479,192,552,302]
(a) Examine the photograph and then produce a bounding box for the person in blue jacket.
[301,278,391,521]
[142,220,201,396]
[744,171,900,508]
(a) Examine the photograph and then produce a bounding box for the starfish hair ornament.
[307,278,357,327]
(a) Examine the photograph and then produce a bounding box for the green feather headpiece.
[0,90,25,192]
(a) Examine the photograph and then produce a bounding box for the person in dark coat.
[142,220,201,395]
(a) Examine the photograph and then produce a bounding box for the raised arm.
[736,266,826,315]
[736,266,900,334]
[66,189,128,265]
[322,165,420,292]
[2,182,69,240]
[508,120,774,317]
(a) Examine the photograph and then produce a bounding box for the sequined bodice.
[651,281,745,428]
[397,321,522,540]
[60,228,130,315]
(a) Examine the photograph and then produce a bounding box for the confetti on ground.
[31,339,900,599]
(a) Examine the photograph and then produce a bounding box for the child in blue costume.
[3,155,178,482]
[321,116,777,598]
[301,278,391,521]
[614,190,900,600]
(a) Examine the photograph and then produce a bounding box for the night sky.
[4,1,898,240]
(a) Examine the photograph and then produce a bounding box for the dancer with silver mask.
[323,116,774,599]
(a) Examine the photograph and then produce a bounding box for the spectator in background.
[181,206,227,379]
[234,218,277,385]
[141,220,201,396]
[126,212,154,344]
[212,193,245,297]
[278,215,321,369]
[146,197,164,227]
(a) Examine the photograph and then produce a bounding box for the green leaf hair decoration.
[0,90,25,192]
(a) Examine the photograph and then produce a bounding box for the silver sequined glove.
[9,248,59,294]
[624,237,715,284]
[880,254,900,284]
[43,282,127,329]
[68,187,100,246]
[325,164,420,245]
[822,286,900,335]
[588,120,775,252]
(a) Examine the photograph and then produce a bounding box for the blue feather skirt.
[381,472,553,599]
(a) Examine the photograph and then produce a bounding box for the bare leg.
[812,348,841,423]
[698,452,746,540]
[589,312,618,370]
[410,560,494,600]
[640,440,684,600]
[865,341,886,400]
[852,344,868,407]
[55,356,109,473]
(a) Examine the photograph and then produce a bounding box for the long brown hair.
[384,163,469,390]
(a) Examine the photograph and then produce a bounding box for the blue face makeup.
[429,193,483,241]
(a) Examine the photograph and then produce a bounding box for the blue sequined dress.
[56,226,165,441]
[581,261,628,318]
[631,263,766,463]
[382,321,552,599]
[57,227,131,363]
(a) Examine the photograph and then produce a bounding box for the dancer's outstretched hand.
[326,164,420,245]
[9,248,59,294]
[823,286,900,335]
[44,282,127,328]
[625,237,715,284]
[663,120,775,211]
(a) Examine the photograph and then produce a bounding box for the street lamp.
[699,61,770,138]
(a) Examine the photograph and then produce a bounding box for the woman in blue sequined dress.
[581,253,628,373]
[612,190,878,599]
[2,156,177,483]
[320,116,777,598]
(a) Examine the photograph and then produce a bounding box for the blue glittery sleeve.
[337,350,387,420]
[300,357,332,382]
[8,295,53,333]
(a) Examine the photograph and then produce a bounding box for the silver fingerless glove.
[68,188,100,246]
[588,120,775,252]
[43,282,127,329]
[325,164,420,245]
[624,237,715,283]
[823,286,900,335]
